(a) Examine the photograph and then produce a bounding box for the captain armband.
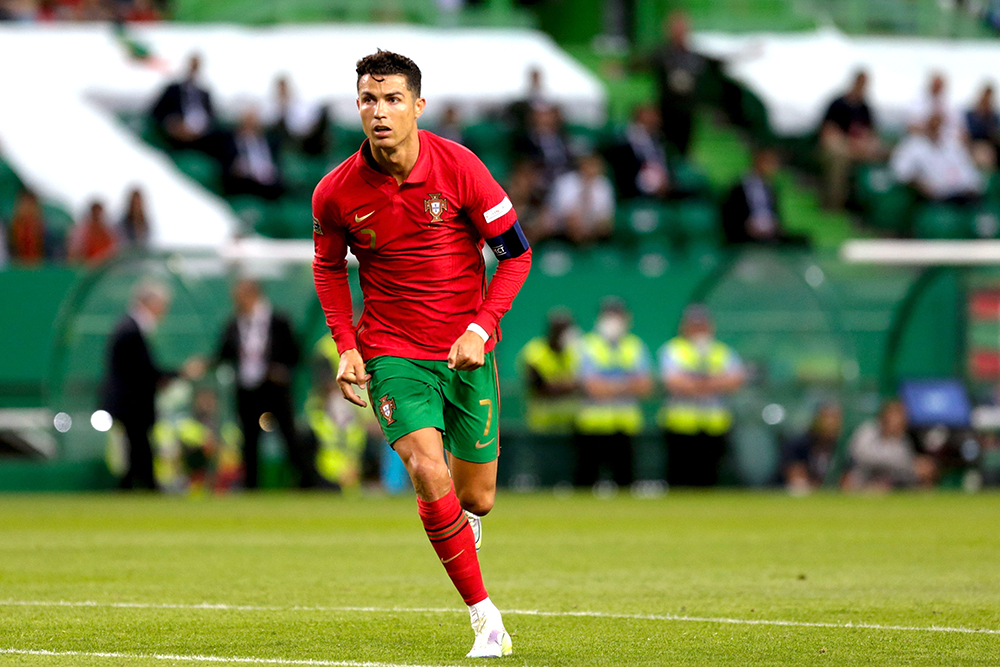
[485,220,530,260]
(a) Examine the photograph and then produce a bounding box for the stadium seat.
[671,200,722,248]
[669,160,712,198]
[911,203,974,240]
[856,166,914,234]
[282,153,332,195]
[0,158,23,211]
[172,150,222,193]
[276,199,314,239]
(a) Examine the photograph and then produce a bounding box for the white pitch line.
[3,599,1000,636]
[0,648,451,667]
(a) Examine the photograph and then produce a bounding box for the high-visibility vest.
[315,335,341,370]
[575,333,647,436]
[306,396,365,489]
[517,337,579,434]
[659,336,736,436]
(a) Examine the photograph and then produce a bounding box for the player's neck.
[370,130,421,185]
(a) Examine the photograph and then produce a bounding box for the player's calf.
[456,486,495,517]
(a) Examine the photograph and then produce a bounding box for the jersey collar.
[356,130,432,188]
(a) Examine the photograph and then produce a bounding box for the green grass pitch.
[1,491,999,666]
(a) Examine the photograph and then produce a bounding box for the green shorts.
[366,352,500,463]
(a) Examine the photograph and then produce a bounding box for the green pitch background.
[1,492,999,666]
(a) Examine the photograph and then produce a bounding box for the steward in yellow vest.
[659,305,744,486]
[308,336,379,491]
[517,310,580,435]
[574,298,653,488]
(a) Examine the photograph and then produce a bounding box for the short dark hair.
[356,50,421,97]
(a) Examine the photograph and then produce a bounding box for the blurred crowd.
[0,0,165,22]
[519,301,996,495]
[0,185,151,269]
[3,9,1000,271]
[102,278,388,494]
[820,69,998,211]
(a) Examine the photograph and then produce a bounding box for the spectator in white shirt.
[907,72,961,139]
[544,153,615,245]
[844,400,936,491]
[891,113,982,204]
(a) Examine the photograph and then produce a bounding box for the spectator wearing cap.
[659,305,744,487]
[574,298,653,490]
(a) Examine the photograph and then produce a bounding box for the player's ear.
[414,96,426,120]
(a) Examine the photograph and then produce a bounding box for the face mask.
[597,316,626,342]
[690,332,713,351]
[556,327,577,351]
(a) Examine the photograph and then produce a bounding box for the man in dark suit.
[722,146,808,246]
[216,279,311,489]
[220,109,285,200]
[100,281,173,490]
[605,104,671,201]
[150,53,219,155]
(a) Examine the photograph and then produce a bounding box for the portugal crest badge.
[378,395,397,425]
[424,193,448,223]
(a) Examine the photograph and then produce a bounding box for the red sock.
[417,487,488,606]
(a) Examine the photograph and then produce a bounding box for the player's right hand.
[337,348,371,408]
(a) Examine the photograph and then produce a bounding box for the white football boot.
[465,510,482,552]
[466,598,512,658]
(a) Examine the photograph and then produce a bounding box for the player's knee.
[403,453,449,492]
[457,487,495,516]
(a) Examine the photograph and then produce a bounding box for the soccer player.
[312,51,531,658]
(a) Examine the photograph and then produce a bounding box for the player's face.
[357,74,425,150]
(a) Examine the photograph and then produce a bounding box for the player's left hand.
[448,331,485,371]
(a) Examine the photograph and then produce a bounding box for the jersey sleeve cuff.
[466,323,490,343]
[333,332,359,355]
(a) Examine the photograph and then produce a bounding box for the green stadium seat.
[856,166,913,234]
[41,203,75,242]
[228,195,272,236]
[614,198,668,246]
[912,203,973,240]
[463,121,512,160]
[674,200,720,245]
[0,159,24,211]
[276,199,314,239]
[172,150,221,193]
[281,153,332,195]
[971,205,1000,239]
[669,160,711,198]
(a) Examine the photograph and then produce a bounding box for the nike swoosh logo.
[475,438,495,449]
[441,549,464,564]
[355,211,374,222]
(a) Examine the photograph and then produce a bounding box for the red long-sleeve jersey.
[312,130,531,361]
